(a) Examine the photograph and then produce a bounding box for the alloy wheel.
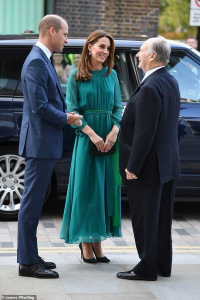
[0,154,25,213]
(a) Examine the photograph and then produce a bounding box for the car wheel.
[0,146,51,220]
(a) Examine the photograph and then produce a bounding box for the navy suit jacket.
[19,45,68,159]
[119,67,181,184]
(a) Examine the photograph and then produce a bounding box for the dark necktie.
[50,55,65,109]
[50,55,55,67]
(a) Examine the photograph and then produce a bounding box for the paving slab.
[1,263,199,300]
[69,293,156,300]
[58,263,155,296]
[0,203,200,299]
[37,296,70,300]
[0,266,67,297]
[144,265,200,300]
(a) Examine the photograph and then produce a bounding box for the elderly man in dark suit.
[117,37,180,281]
[17,15,82,279]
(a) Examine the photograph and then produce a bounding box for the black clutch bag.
[90,141,116,156]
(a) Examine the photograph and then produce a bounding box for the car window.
[167,53,200,103]
[113,51,132,101]
[0,48,30,97]
[55,50,131,101]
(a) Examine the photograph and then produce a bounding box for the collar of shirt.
[142,66,165,82]
[36,41,52,60]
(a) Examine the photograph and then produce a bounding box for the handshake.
[66,112,83,127]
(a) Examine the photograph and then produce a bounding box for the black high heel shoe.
[79,243,98,264]
[91,244,110,263]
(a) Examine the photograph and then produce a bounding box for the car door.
[167,50,200,197]
[0,47,19,140]
[0,46,31,218]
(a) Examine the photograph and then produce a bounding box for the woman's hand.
[104,125,119,153]
[82,125,104,152]
[66,112,83,126]
[89,132,105,152]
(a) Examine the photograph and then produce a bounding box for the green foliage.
[159,0,194,34]
[159,0,168,14]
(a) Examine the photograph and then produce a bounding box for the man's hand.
[66,112,83,127]
[122,105,126,116]
[125,168,138,180]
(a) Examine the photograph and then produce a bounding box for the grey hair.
[148,37,171,66]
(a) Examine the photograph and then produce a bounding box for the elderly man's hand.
[125,168,138,180]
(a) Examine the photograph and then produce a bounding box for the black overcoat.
[119,67,181,184]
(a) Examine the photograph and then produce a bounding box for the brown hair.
[76,30,115,81]
[38,15,67,37]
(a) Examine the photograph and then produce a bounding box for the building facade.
[0,0,45,34]
[54,0,160,38]
[0,0,159,38]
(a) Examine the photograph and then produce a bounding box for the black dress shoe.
[19,264,59,278]
[158,272,171,277]
[39,256,56,269]
[117,269,157,281]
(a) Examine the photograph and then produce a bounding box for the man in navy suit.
[117,38,180,281]
[17,15,82,278]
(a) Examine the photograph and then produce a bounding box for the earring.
[89,51,91,55]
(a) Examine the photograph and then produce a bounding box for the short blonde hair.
[38,14,67,36]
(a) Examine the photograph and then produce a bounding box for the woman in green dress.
[60,30,123,263]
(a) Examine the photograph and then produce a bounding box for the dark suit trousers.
[125,180,175,279]
[17,158,56,265]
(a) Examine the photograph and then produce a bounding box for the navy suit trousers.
[17,158,56,265]
[125,180,175,279]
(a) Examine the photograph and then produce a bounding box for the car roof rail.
[0,34,148,41]
[114,35,148,41]
[66,36,148,41]
[0,34,39,40]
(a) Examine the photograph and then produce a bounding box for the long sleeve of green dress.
[60,67,123,244]
[112,72,123,128]
[66,70,88,131]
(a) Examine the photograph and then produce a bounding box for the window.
[55,50,132,101]
[167,53,200,103]
[113,51,132,101]
[0,48,30,97]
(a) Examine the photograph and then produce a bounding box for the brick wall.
[54,0,160,38]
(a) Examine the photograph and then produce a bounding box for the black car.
[0,36,200,219]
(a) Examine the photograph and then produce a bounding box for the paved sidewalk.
[0,202,200,299]
[1,202,200,250]
[0,254,200,300]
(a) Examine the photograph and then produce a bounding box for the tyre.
[0,146,51,220]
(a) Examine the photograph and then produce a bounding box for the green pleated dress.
[60,67,123,244]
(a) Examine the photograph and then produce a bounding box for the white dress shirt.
[36,41,52,60]
[142,66,165,82]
